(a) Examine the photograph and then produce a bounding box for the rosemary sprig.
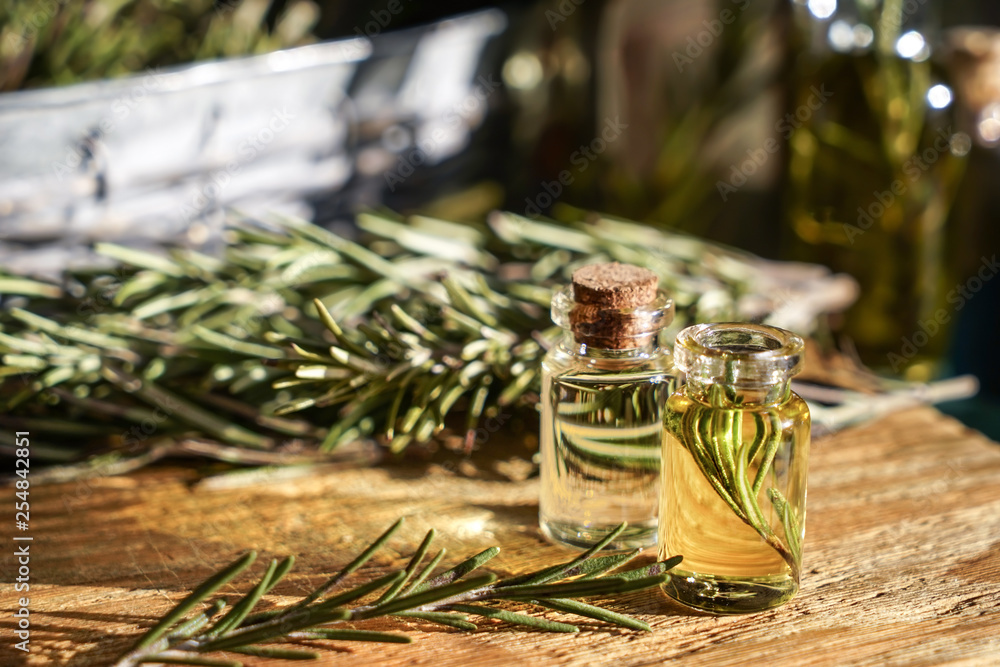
[1,210,782,472]
[1,0,318,92]
[113,519,682,667]
[667,398,801,578]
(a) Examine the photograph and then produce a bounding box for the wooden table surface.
[3,405,1000,666]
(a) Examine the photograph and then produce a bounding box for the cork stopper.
[567,263,661,349]
[571,263,659,308]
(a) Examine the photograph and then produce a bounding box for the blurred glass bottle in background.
[935,27,1000,435]
[783,0,970,380]
[506,0,790,257]
[588,0,787,248]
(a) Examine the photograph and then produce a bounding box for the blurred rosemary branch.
[0,210,769,473]
[1,0,319,91]
[114,519,682,666]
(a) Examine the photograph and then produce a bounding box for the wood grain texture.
[2,406,999,666]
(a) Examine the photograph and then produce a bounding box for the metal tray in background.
[0,9,509,276]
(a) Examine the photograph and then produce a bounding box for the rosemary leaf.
[446,603,579,633]
[0,277,63,299]
[310,571,406,612]
[263,556,295,595]
[136,653,239,666]
[751,411,784,497]
[168,600,227,640]
[735,444,772,538]
[207,558,278,636]
[132,551,257,650]
[359,574,498,618]
[290,628,412,643]
[533,598,651,632]
[414,546,500,592]
[377,529,436,604]
[575,549,643,580]
[610,556,684,582]
[283,518,403,611]
[96,243,187,277]
[717,410,738,486]
[197,609,350,652]
[392,611,477,631]
[768,487,802,563]
[226,646,319,659]
[400,548,447,597]
[10,307,130,351]
[310,298,370,358]
[488,574,668,601]
[101,364,273,450]
[192,326,285,360]
[746,413,768,471]
[515,523,627,586]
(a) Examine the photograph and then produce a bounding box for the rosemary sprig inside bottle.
[665,386,800,576]
[113,518,682,667]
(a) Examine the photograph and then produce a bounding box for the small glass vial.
[660,323,810,614]
[540,263,675,551]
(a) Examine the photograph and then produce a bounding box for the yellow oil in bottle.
[659,391,809,614]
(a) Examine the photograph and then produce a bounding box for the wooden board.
[2,405,1000,666]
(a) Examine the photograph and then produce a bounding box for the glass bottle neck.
[672,323,804,407]
[557,331,660,360]
[683,376,793,408]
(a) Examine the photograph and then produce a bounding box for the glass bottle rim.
[674,322,804,387]
[550,285,675,341]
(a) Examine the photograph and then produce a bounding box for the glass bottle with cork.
[660,322,810,613]
[539,262,675,551]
